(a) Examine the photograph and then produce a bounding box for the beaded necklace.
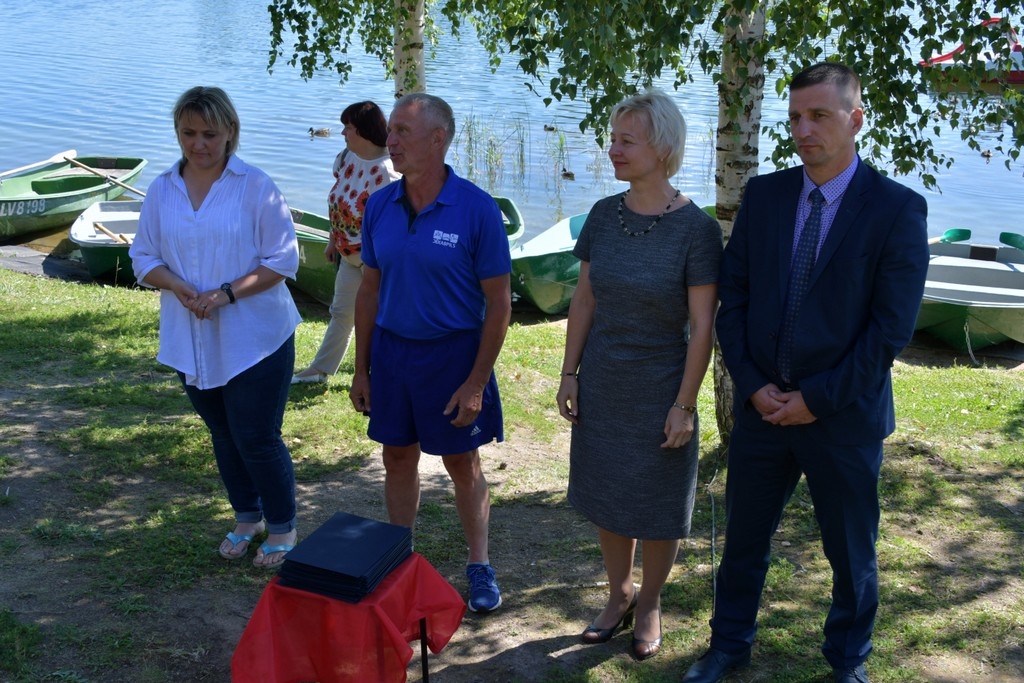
[618,189,681,237]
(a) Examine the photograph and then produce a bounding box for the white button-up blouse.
[130,155,301,389]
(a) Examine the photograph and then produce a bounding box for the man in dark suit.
[681,63,929,683]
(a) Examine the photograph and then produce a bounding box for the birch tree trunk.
[712,5,766,446]
[393,0,426,96]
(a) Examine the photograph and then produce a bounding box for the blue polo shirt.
[361,166,512,340]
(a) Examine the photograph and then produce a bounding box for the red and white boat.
[920,17,1023,86]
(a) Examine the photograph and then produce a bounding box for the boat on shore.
[510,213,586,315]
[290,196,527,306]
[289,208,336,305]
[67,194,526,303]
[68,200,142,284]
[494,196,525,248]
[67,202,346,299]
[914,239,1024,353]
[508,205,716,316]
[1,154,147,239]
[919,16,1024,88]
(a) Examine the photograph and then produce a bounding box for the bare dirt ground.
[0,400,622,683]
[1,251,1022,681]
[3,343,1023,683]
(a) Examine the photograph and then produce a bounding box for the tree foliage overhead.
[268,0,1024,187]
[268,0,1024,440]
[268,0,423,87]
[469,0,1024,187]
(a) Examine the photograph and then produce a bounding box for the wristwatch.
[220,282,236,304]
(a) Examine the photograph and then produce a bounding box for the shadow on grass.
[511,303,566,327]
[899,332,1024,369]
[4,393,1023,681]
[1,288,1022,681]
[1001,395,1024,444]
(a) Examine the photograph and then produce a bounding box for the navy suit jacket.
[716,159,929,444]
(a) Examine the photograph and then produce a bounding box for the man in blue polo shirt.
[350,93,512,613]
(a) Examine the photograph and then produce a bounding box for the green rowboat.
[510,213,587,315]
[68,202,342,298]
[914,240,1024,353]
[289,208,336,306]
[67,193,528,301]
[290,196,528,306]
[507,205,717,316]
[0,155,146,239]
[495,196,525,248]
[68,199,142,284]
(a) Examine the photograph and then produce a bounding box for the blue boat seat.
[569,214,587,240]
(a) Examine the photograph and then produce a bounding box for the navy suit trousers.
[710,418,883,669]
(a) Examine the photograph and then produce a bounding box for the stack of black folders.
[277,511,413,603]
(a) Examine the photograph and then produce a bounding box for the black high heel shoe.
[630,607,662,661]
[581,589,638,644]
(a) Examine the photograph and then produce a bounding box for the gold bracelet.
[672,401,697,414]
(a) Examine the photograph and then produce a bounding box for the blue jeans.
[180,336,297,534]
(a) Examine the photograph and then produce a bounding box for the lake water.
[2,0,1021,244]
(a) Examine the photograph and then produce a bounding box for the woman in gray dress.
[556,89,721,661]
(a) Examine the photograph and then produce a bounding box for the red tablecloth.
[232,553,466,683]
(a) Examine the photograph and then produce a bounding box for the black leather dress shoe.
[680,647,752,683]
[833,664,869,683]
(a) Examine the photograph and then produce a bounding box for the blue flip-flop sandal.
[252,542,295,570]
[218,523,265,560]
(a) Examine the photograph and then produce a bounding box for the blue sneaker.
[466,562,502,613]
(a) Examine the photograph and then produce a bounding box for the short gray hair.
[791,62,863,111]
[395,92,456,151]
[610,89,687,177]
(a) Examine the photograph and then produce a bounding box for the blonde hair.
[173,86,240,156]
[610,89,687,177]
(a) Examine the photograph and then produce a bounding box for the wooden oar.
[0,149,78,178]
[927,228,972,245]
[999,231,1024,252]
[94,222,131,245]
[63,156,146,197]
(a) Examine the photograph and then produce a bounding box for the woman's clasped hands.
[174,284,222,320]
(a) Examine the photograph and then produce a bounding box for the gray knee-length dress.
[567,194,722,539]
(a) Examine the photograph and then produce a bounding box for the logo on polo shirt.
[433,230,460,248]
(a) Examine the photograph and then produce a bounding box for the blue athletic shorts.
[367,327,504,455]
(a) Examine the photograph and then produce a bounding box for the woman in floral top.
[292,101,400,383]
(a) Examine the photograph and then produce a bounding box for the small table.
[232,553,466,683]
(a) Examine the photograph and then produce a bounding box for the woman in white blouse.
[291,101,400,384]
[130,86,301,569]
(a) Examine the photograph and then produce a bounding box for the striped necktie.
[777,188,824,386]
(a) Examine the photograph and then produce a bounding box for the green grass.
[1,267,1022,682]
[0,608,41,675]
